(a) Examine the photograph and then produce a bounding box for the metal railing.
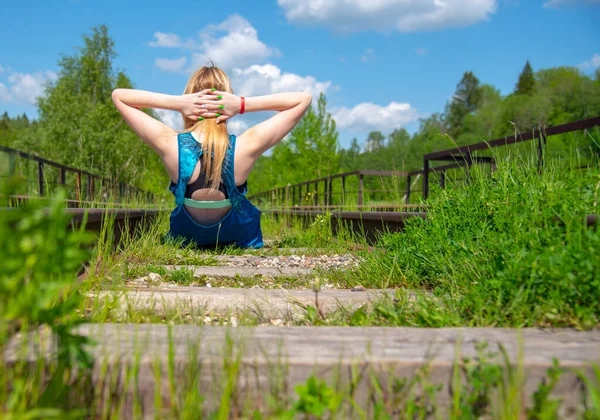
[1,145,155,203]
[251,116,600,209]
[423,116,600,198]
[249,161,488,209]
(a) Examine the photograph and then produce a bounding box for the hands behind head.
[180,88,241,124]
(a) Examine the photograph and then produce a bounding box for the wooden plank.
[6,324,600,416]
[94,287,400,320]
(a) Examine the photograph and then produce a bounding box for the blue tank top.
[167,132,263,249]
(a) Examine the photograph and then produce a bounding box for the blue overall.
[167,132,263,249]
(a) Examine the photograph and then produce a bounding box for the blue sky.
[0,0,598,148]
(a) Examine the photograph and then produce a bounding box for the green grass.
[3,143,600,417]
[343,151,600,329]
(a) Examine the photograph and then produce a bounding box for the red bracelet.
[240,96,245,115]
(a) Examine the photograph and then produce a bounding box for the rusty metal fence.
[251,116,599,209]
[1,144,155,204]
[423,116,600,198]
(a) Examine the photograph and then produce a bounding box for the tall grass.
[351,147,600,328]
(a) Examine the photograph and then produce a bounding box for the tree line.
[1,26,599,198]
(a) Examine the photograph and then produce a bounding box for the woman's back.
[112,64,312,247]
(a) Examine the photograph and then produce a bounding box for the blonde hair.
[183,64,232,190]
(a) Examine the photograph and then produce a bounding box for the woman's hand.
[193,90,242,124]
[178,88,217,122]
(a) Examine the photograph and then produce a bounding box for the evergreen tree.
[445,71,483,139]
[515,60,535,95]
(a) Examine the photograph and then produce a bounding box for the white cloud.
[277,0,498,33]
[543,0,600,7]
[151,15,277,73]
[232,64,331,97]
[149,32,183,48]
[0,70,57,104]
[332,102,420,132]
[360,48,375,62]
[155,57,187,72]
[190,15,277,71]
[0,83,10,102]
[415,47,429,56]
[578,53,600,70]
[155,109,183,131]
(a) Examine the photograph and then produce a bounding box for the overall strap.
[221,135,248,214]
[221,135,245,199]
[171,133,244,210]
[170,132,203,207]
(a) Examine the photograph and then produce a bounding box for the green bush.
[1,184,95,416]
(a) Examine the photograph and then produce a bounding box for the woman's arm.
[241,92,313,157]
[112,89,209,155]
[196,91,313,157]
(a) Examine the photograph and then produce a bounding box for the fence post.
[423,159,430,199]
[406,175,411,204]
[87,174,94,201]
[38,162,44,196]
[59,168,66,185]
[465,153,473,185]
[285,185,290,207]
[327,177,332,206]
[439,171,446,189]
[8,151,16,176]
[76,172,82,201]
[358,173,364,206]
[313,182,318,206]
[341,176,346,206]
[537,131,546,174]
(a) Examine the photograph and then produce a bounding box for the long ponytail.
[182,65,232,190]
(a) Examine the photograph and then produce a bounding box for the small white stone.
[230,316,238,327]
[205,282,212,288]
[203,316,211,324]
[148,272,162,282]
[270,319,284,327]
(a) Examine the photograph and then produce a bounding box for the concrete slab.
[5,325,600,418]
[94,287,399,321]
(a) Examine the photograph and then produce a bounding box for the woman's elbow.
[301,92,313,106]
[111,88,123,103]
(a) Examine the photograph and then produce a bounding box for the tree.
[364,131,385,153]
[27,25,166,193]
[445,71,483,139]
[250,93,340,191]
[339,137,361,171]
[515,60,535,96]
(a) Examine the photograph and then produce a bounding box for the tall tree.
[364,131,385,152]
[515,60,535,96]
[252,93,340,190]
[445,71,483,139]
[29,25,166,193]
